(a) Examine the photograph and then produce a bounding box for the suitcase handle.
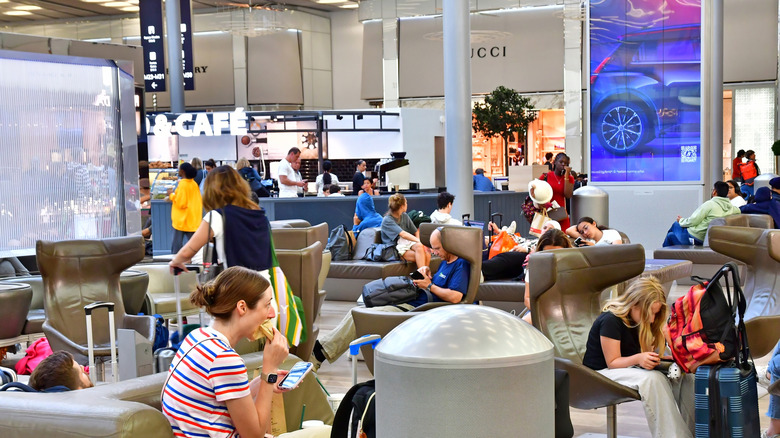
[84,301,114,315]
[173,264,202,275]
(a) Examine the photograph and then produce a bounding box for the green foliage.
[772,139,780,156]
[472,85,538,144]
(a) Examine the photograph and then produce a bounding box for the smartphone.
[278,361,313,390]
[410,271,425,280]
[573,237,583,247]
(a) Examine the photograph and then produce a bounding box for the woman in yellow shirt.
[168,162,203,253]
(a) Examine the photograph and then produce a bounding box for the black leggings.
[482,251,528,282]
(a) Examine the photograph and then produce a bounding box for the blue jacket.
[740,187,780,228]
[353,193,383,233]
[473,174,495,191]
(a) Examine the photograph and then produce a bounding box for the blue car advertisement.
[589,0,701,182]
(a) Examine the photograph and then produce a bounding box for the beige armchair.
[352,224,483,373]
[37,237,156,365]
[130,264,200,321]
[709,226,780,319]
[275,241,323,361]
[529,244,646,438]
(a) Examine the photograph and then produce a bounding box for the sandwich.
[253,320,275,341]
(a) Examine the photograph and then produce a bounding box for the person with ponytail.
[583,277,694,438]
[315,160,340,197]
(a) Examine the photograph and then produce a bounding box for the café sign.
[147,108,248,137]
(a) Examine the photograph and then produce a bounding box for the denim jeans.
[663,221,704,247]
[768,342,780,420]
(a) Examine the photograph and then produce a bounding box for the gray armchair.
[352,224,483,373]
[37,237,156,365]
[528,244,646,438]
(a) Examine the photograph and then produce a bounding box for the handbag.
[198,212,224,284]
[546,206,568,222]
[361,276,432,307]
[529,210,549,237]
[362,243,400,262]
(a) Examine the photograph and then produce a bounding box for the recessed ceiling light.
[14,5,41,10]
[5,10,32,15]
[316,0,346,3]
[340,3,358,7]
[120,5,138,11]
[103,1,131,6]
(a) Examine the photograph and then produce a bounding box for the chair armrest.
[412,302,452,312]
[122,314,157,341]
[42,321,92,358]
[351,307,419,374]
[554,357,640,410]
[708,226,763,264]
[745,315,780,358]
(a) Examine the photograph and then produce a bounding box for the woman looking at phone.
[381,193,430,269]
[582,277,694,438]
[565,216,623,246]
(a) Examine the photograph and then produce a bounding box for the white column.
[563,0,583,172]
[443,0,473,219]
[164,0,185,112]
[382,17,400,108]
[702,0,724,188]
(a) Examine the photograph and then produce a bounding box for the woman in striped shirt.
[162,267,289,437]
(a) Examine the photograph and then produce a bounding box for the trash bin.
[754,173,779,192]
[571,186,609,228]
[374,305,555,438]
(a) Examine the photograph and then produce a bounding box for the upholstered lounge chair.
[37,236,155,365]
[352,224,483,373]
[529,244,646,438]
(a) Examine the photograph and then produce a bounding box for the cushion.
[328,260,416,279]
[653,246,736,265]
[148,293,199,315]
[23,309,45,335]
[353,227,380,259]
[477,281,525,302]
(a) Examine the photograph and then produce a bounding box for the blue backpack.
[152,314,169,351]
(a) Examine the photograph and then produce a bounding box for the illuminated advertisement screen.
[589,0,702,182]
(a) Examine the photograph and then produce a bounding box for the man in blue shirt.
[473,168,496,191]
[311,228,470,370]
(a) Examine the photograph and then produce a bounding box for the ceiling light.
[316,0,347,4]
[120,5,138,11]
[103,1,131,6]
[5,10,32,15]
[14,5,41,10]
[340,3,358,7]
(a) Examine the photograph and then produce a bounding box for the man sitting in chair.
[310,227,470,371]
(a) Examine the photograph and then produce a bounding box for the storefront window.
[733,86,775,175]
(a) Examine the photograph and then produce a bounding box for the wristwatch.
[260,372,278,384]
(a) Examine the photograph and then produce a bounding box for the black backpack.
[407,210,432,228]
[326,225,354,261]
[331,380,375,438]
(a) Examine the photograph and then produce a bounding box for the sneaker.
[757,365,771,389]
[311,356,322,373]
[761,429,780,438]
[506,221,517,235]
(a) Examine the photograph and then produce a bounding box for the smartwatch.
[260,372,278,384]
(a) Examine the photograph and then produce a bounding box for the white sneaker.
[757,365,771,389]
[506,221,517,235]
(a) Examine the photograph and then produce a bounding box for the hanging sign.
[139,0,166,92]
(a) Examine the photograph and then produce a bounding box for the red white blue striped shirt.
[162,327,250,437]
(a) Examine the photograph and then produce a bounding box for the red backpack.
[667,263,746,373]
[740,161,758,184]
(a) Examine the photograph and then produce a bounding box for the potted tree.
[772,139,780,174]
[472,85,537,174]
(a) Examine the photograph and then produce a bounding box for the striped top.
[162,327,250,438]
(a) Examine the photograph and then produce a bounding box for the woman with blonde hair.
[169,165,272,272]
[191,157,206,185]
[236,158,268,198]
[583,277,694,438]
[380,193,429,269]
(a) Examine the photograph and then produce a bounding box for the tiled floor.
[314,283,773,438]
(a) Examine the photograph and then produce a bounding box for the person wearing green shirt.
[663,181,740,247]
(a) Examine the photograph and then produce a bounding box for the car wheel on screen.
[595,101,652,154]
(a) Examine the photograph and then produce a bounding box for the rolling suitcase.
[691,264,759,438]
[85,301,118,385]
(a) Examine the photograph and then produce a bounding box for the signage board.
[180,0,195,91]
[139,0,166,92]
[589,0,702,182]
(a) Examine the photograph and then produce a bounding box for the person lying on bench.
[28,351,93,392]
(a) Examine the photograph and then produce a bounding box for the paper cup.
[302,420,325,429]
[327,393,346,412]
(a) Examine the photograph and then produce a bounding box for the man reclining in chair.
[310,227,470,371]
